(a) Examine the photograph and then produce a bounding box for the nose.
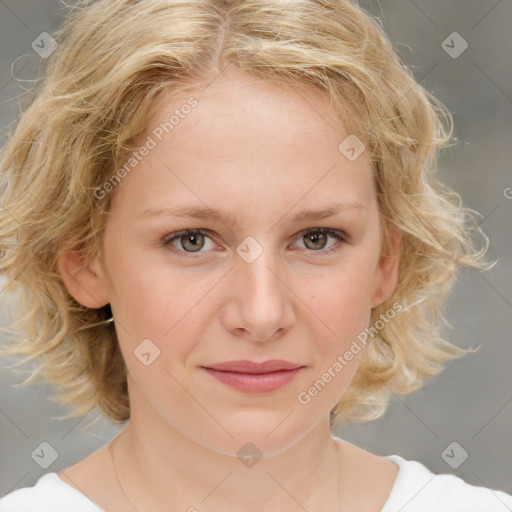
[220,242,295,342]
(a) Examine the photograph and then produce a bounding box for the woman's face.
[72,67,400,455]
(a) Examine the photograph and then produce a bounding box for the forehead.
[149,69,345,151]
[110,67,375,220]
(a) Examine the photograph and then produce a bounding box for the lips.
[200,360,306,393]
[202,359,304,374]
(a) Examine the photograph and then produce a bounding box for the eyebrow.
[138,201,366,226]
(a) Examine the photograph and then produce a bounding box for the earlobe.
[370,225,401,309]
[57,249,109,309]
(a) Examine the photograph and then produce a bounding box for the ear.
[370,224,401,308]
[57,247,109,309]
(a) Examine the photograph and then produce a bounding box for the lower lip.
[201,367,304,393]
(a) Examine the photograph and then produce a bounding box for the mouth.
[200,360,306,393]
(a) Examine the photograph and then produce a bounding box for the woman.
[0,0,510,510]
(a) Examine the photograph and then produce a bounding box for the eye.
[292,227,348,256]
[163,229,215,257]
[162,227,349,258]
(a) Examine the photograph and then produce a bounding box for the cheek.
[307,261,375,338]
[105,238,209,327]
[109,263,219,368]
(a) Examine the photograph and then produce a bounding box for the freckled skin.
[58,66,400,512]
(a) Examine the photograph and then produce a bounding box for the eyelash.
[161,227,348,259]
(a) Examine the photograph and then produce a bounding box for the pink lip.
[200,360,306,394]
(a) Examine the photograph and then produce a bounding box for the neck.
[112,380,343,512]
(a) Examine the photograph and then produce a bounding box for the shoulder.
[382,454,512,512]
[0,473,104,512]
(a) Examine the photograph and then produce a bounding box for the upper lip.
[202,359,304,374]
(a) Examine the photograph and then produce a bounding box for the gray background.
[1,0,511,499]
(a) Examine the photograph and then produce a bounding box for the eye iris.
[304,231,327,250]
[181,233,204,252]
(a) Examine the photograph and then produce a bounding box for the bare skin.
[57,65,402,512]
[58,435,400,512]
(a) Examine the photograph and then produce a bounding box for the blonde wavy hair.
[0,0,493,427]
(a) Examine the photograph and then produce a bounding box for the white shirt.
[1,454,511,512]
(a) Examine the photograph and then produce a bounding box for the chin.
[197,412,315,458]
